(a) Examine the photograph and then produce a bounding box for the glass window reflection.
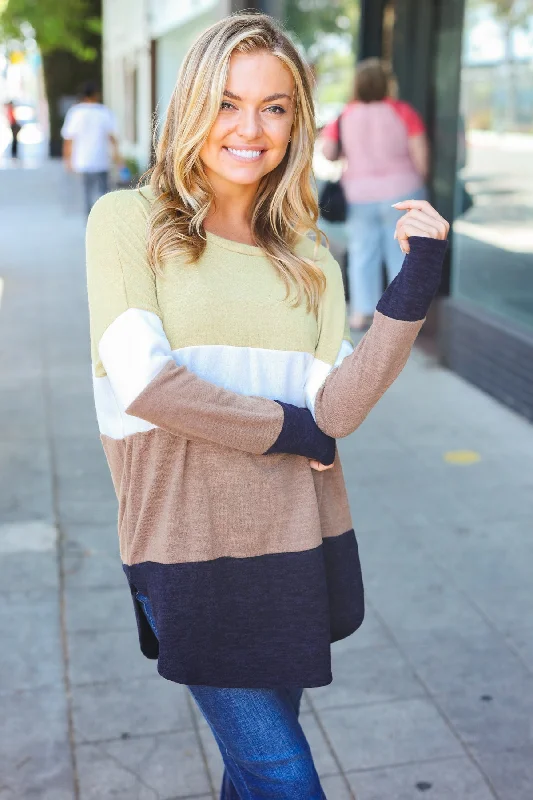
[453,0,533,331]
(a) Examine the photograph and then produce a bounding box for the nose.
[236,108,263,141]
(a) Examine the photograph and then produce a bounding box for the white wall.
[103,0,151,168]
[155,7,222,125]
[103,0,232,170]
[149,0,221,39]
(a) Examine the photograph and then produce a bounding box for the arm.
[395,101,429,182]
[322,136,341,162]
[308,202,449,438]
[109,134,122,166]
[61,107,75,171]
[408,133,430,182]
[86,190,335,464]
[107,110,122,166]
[62,138,73,170]
[320,117,341,162]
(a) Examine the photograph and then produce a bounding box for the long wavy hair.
[146,13,326,314]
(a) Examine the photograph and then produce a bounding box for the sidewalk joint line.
[41,287,80,800]
[367,598,501,800]
[186,690,217,799]
[304,690,358,800]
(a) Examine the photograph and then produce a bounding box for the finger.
[406,207,449,238]
[401,209,444,239]
[393,199,444,224]
[309,460,334,471]
[396,217,436,239]
[395,227,411,253]
[395,220,433,252]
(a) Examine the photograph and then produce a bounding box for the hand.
[392,199,449,254]
[309,460,334,471]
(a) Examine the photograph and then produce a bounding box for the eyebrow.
[223,90,292,103]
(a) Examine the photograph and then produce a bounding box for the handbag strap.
[336,111,344,159]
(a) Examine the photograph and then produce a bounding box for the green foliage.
[469,0,531,29]
[0,0,101,60]
[283,0,359,54]
[282,0,359,112]
[316,51,355,106]
[124,156,141,177]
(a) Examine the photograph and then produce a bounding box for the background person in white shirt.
[61,82,121,214]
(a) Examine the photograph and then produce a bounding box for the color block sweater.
[86,187,447,688]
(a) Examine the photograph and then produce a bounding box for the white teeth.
[227,148,262,159]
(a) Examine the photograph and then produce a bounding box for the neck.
[203,172,259,244]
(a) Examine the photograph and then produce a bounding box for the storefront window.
[453,0,533,331]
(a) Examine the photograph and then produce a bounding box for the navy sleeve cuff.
[376,236,448,321]
[265,402,336,465]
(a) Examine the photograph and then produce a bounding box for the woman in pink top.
[322,59,429,329]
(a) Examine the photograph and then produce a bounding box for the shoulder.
[101,104,117,122]
[296,236,343,285]
[88,188,152,229]
[61,104,79,132]
[386,99,426,136]
[86,189,154,266]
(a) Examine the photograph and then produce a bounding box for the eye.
[264,105,286,115]
[220,101,236,111]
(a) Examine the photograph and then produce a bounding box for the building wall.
[155,7,223,128]
[102,0,151,167]
[102,0,232,170]
[150,0,224,38]
[438,0,533,419]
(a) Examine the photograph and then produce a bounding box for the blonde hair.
[147,12,326,314]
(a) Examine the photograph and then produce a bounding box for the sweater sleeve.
[86,190,335,464]
[307,237,448,438]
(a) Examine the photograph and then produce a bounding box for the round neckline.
[205,230,264,257]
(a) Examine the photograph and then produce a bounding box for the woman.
[86,13,448,799]
[5,101,21,159]
[322,58,430,330]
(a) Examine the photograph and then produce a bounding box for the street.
[1,160,532,799]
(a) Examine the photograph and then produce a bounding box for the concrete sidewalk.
[1,162,532,800]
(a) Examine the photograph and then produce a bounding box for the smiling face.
[199,50,295,194]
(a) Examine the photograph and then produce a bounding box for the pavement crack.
[40,262,80,799]
[95,739,161,799]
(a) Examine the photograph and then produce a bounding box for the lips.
[224,147,265,161]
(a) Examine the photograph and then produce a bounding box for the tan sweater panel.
[316,311,423,438]
[102,429,353,566]
[126,360,284,455]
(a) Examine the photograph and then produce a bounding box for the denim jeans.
[135,592,326,799]
[347,187,426,315]
[81,170,109,215]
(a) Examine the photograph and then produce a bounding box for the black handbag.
[319,115,347,223]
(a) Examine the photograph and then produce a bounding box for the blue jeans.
[135,592,325,799]
[81,170,108,215]
[347,187,426,315]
